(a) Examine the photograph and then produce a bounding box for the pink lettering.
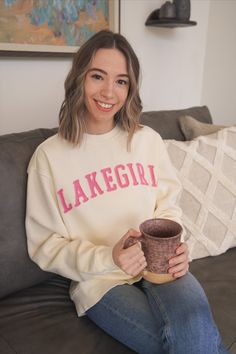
[100,167,117,192]
[126,163,139,186]
[114,164,130,188]
[57,189,72,214]
[73,180,89,206]
[136,163,148,185]
[148,165,157,187]
[85,172,104,198]
[57,162,157,214]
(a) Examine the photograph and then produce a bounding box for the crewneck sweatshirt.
[26,125,182,316]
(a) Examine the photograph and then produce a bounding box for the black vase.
[159,1,176,19]
[173,0,191,21]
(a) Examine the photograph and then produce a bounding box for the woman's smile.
[94,99,115,112]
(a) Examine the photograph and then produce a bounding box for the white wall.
[121,0,210,112]
[201,0,236,125]
[0,58,71,134]
[0,0,234,134]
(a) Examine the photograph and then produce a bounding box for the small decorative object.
[159,1,176,19]
[145,0,197,28]
[173,0,191,21]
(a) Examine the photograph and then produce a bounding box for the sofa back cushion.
[0,128,56,299]
[140,105,212,140]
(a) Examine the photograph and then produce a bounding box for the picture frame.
[0,0,120,57]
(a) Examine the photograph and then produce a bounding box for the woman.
[26,30,228,354]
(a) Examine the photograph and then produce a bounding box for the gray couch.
[0,106,235,354]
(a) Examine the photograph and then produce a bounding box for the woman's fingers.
[168,242,189,277]
[121,245,147,276]
[123,252,147,276]
[112,228,147,276]
[168,261,189,277]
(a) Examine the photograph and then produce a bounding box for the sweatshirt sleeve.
[25,150,119,282]
[153,135,183,227]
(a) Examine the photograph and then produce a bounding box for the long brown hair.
[58,30,143,147]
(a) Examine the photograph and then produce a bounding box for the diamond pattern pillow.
[165,126,236,260]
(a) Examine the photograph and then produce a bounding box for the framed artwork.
[0,0,120,56]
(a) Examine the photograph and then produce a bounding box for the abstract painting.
[0,0,119,55]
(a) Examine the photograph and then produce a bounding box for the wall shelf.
[145,19,197,28]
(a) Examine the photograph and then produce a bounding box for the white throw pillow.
[165,126,236,260]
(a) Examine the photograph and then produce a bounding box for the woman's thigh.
[142,272,228,354]
[86,283,165,354]
[87,273,228,354]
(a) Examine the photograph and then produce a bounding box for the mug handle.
[123,235,144,249]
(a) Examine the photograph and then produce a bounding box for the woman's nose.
[100,81,114,99]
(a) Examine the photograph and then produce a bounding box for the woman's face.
[84,48,130,134]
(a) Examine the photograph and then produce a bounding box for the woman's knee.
[166,275,220,353]
[142,273,220,353]
[169,273,217,333]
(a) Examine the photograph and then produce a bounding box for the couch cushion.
[0,128,57,299]
[0,275,135,354]
[189,248,236,352]
[0,251,235,354]
[179,115,226,140]
[165,126,236,260]
[140,106,212,140]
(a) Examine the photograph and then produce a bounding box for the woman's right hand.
[112,229,147,277]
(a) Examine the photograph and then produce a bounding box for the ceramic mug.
[125,218,183,284]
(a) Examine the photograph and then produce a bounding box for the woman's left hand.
[168,242,189,278]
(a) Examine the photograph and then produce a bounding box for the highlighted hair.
[58,30,143,148]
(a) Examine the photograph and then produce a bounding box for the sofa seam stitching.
[0,333,18,354]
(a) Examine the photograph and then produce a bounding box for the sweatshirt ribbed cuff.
[99,246,120,272]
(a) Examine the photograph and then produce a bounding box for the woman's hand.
[112,229,147,277]
[168,242,189,278]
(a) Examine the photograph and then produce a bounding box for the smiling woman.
[25,30,229,354]
[83,48,130,134]
[58,30,142,146]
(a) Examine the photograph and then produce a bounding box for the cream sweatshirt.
[25,125,182,316]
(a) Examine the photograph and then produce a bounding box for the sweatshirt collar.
[84,125,122,144]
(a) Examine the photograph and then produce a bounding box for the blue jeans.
[86,272,228,354]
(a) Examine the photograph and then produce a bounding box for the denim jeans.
[86,272,228,354]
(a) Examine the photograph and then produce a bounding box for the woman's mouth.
[94,100,114,112]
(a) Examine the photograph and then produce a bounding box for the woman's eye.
[91,74,103,80]
[117,79,128,86]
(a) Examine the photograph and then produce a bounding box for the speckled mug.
[126,218,183,284]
